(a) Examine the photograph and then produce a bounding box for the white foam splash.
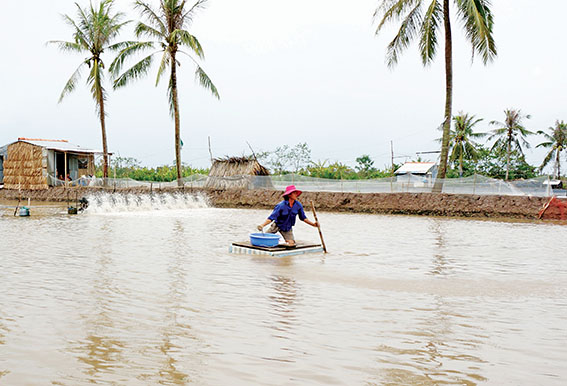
[84,192,210,213]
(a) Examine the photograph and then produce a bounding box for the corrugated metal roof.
[15,138,103,154]
[395,162,437,175]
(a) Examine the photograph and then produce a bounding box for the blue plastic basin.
[249,232,280,247]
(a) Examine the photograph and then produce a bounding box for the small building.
[542,179,564,189]
[543,179,566,196]
[395,162,438,185]
[204,156,273,189]
[0,138,102,190]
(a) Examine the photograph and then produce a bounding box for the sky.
[1,0,566,172]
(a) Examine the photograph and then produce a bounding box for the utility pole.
[391,140,394,174]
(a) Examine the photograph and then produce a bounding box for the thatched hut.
[204,156,273,189]
[0,138,101,190]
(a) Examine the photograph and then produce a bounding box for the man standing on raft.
[257,185,318,246]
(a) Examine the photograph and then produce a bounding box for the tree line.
[442,110,566,180]
[52,1,565,187]
[257,117,566,181]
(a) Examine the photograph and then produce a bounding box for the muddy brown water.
[0,193,566,385]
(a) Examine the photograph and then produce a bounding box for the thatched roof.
[208,156,270,177]
[205,156,272,190]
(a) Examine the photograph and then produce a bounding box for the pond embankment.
[0,186,557,220]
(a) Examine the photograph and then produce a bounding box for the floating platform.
[229,242,324,257]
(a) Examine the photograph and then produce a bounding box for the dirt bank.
[204,189,553,219]
[1,186,557,220]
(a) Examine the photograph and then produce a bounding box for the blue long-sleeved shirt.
[268,200,307,232]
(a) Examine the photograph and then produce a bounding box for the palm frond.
[519,126,535,136]
[374,0,421,32]
[107,40,135,52]
[456,0,497,64]
[172,29,204,58]
[195,66,220,99]
[537,141,553,149]
[134,1,167,35]
[540,148,555,170]
[419,0,441,65]
[107,20,132,42]
[183,0,209,27]
[58,63,85,102]
[470,131,487,139]
[134,22,165,40]
[155,52,171,86]
[113,53,155,89]
[110,41,155,76]
[61,14,90,48]
[47,40,85,53]
[519,136,531,150]
[490,137,506,151]
[167,75,176,118]
[449,143,460,162]
[464,141,479,159]
[75,3,94,47]
[384,2,424,67]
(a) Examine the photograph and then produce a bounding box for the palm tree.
[309,159,329,177]
[438,113,485,177]
[488,109,534,180]
[537,120,567,179]
[49,0,130,179]
[374,0,496,191]
[111,0,219,186]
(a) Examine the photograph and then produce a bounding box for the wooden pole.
[13,195,21,216]
[391,140,394,174]
[538,196,555,220]
[310,201,327,253]
[64,152,68,188]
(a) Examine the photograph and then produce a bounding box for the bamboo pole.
[538,196,555,220]
[310,200,327,253]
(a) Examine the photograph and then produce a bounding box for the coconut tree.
[438,112,485,177]
[488,109,534,180]
[49,0,130,179]
[111,0,219,186]
[374,0,497,191]
[537,120,567,179]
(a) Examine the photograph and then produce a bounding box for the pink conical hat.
[282,185,302,197]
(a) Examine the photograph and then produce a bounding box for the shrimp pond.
[0,193,566,385]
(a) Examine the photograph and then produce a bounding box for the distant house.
[204,156,273,190]
[542,179,564,189]
[395,162,438,184]
[543,179,566,196]
[0,138,103,190]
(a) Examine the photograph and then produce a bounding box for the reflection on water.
[372,295,488,385]
[429,220,454,276]
[268,275,299,335]
[73,220,125,383]
[0,205,566,385]
[158,219,191,384]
